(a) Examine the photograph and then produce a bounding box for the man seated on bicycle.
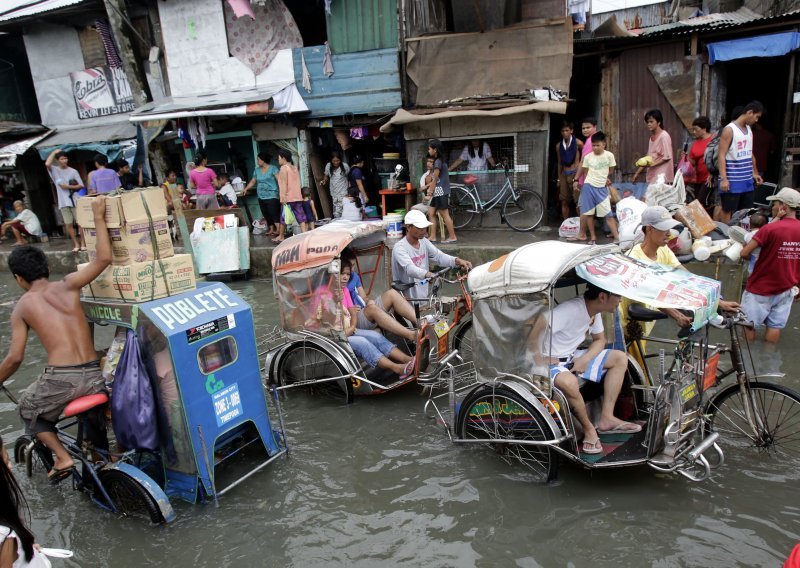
[620,206,740,346]
[546,283,641,455]
[341,251,419,342]
[391,210,472,301]
[0,197,111,484]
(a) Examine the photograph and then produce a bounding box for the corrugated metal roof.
[576,7,800,44]
[35,121,135,147]
[637,6,763,36]
[0,130,52,167]
[0,0,87,23]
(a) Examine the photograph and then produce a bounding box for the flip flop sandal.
[581,439,603,455]
[48,466,75,485]
[597,422,642,434]
[587,240,597,246]
[399,356,417,379]
[71,247,80,253]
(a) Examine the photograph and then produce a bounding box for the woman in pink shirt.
[274,149,309,243]
[633,109,674,184]
[189,151,219,209]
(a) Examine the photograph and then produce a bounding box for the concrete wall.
[23,23,129,128]
[156,0,294,97]
[404,111,550,228]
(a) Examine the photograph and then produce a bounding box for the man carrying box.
[0,197,112,483]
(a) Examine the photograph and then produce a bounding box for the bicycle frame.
[452,170,518,213]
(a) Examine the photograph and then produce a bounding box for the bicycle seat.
[628,304,667,322]
[463,174,478,184]
[63,393,109,418]
[391,281,415,292]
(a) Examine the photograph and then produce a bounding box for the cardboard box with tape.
[80,254,196,302]
[76,187,167,228]
[83,217,174,265]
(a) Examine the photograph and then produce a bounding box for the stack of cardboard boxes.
[77,188,197,302]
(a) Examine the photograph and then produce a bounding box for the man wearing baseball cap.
[740,187,800,343]
[620,205,740,353]
[390,210,472,300]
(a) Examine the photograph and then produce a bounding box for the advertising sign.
[70,66,135,120]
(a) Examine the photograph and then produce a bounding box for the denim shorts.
[347,329,395,368]
[741,289,795,329]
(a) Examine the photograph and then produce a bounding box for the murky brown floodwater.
[0,273,798,567]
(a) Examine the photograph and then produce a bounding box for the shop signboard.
[70,66,136,120]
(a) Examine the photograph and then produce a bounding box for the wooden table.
[379,188,415,216]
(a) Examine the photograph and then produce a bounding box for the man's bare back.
[12,280,97,366]
[1,196,112,374]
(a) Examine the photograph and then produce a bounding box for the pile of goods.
[76,187,197,301]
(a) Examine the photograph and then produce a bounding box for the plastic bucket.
[384,214,403,238]
[364,205,379,218]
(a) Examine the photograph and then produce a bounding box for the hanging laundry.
[95,19,123,68]
[324,0,333,15]
[177,119,195,149]
[223,0,302,76]
[226,0,256,19]
[197,117,209,149]
[350,127,368,140]
[186,118,200,149]
[323,41,335,77]
[301,52,312,92]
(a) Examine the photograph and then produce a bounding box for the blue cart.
[80,281,286,518]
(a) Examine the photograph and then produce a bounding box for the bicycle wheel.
[456,385,559,482]
[452,319,474,364]
[13,435,53,478]
[502,189,544,232]
[277,343,355,404]
[98,469,164,524]
[449,186,476,230]
[705,383,800,457]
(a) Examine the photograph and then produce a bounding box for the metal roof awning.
[707,30,800,64]
[0,130,52,168]
[129,83,308,122]
[380,101,567,132]
[0,0,88,23]
[35,121,136,159]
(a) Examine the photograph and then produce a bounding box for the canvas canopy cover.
[272,220,386,275]
[469,241,720,326]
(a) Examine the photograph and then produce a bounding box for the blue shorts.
[549,349,612,383]
[579,183,612,218]
[741,289,794,329]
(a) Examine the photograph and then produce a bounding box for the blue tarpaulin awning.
[707,31,800,64]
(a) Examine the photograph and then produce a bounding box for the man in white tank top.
[717,101,764,223]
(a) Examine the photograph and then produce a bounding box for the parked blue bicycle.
[449,164,545,232]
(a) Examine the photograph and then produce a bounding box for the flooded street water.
[0,273,798,567]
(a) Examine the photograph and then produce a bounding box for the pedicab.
[14,281,286,523]
[423,240,728,482]
[264,220,444,402]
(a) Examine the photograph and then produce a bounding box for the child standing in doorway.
[571,131,620,245]
[301,186,319,229]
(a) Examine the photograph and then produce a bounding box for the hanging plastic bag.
[282,203,296,226]
[111,329,159,452]
[676,153,695,183]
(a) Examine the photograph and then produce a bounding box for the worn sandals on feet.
[581,439,603,455]
[48,466,75,485]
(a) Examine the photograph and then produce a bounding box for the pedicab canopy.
[272,220,387,275]
[468,241,720,326]
[466,241,722,381]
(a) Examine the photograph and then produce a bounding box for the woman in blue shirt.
[244,152,280,236]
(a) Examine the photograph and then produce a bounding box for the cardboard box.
[80,254,197,302]
[76,187,167,228]
[675,199,716,238]
[83,217,174,265]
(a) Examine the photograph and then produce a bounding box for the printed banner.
[577,253,721,330]
[70,66,136,120]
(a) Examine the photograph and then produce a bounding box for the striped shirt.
[724,122,754,194]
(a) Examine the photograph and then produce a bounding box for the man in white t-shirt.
[546,283,640,455]
[1,201,42,245]
[44,148,83,252]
